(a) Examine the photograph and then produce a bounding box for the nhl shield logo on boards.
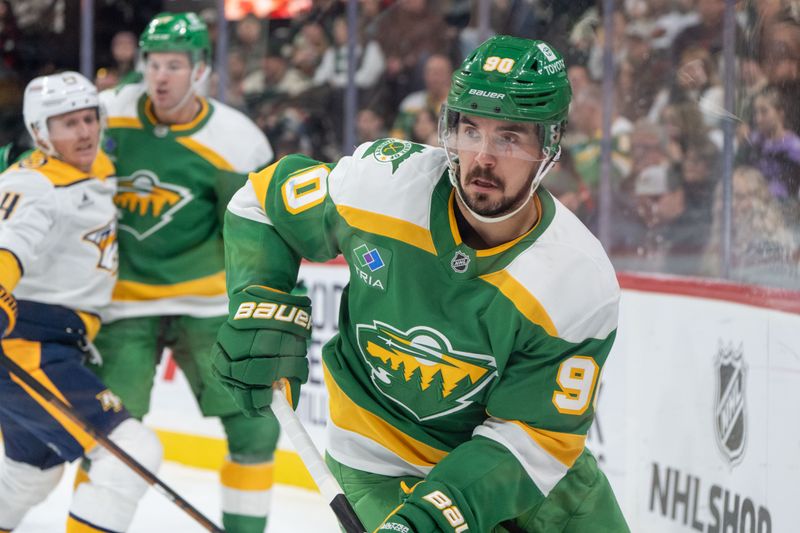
[450,250,470,273]
[714,342,747,466]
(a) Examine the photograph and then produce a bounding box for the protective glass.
[438,107,547,164]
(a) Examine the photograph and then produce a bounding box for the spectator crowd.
[0,0,797,287]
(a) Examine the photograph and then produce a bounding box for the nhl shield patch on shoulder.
[362,138,424,173]
[714,342,747,466]
[351,236,391,292]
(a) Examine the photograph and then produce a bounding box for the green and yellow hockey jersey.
[225,138,620,528]
[100,83,273,320]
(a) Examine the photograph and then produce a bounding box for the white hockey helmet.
[23,71,101,156]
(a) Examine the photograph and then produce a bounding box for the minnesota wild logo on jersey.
[362,138,425,173]
[356,321,498,421]
[115,170,193,240]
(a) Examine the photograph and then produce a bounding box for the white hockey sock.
[69,418,162,531]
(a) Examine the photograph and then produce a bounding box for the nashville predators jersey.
[0,150,117,317]
[100,83,273,320]
[225,139,620,528]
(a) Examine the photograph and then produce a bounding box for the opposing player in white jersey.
[90,12,276,533]
[0,72,162,533]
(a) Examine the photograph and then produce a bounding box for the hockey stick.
[0,353,224,533]
[271,381,366,533]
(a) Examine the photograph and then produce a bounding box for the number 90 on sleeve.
[552,355,599,415]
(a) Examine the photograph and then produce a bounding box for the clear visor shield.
[438,108,548,164]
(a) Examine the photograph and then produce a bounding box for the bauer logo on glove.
[233,301,311,329]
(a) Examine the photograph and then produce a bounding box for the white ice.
[12,459,342,532]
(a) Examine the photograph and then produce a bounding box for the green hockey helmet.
[139,12,211,65]
[439,36,572,224]
[441,35,571,157]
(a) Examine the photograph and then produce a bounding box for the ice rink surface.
[13,459,342,532]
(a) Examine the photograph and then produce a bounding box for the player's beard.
[457,165,535,218]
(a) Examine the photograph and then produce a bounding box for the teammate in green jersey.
[89,12,277,533]
[214,36,630,532]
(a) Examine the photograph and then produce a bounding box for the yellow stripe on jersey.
[107,116,143,129]
[249,162,279,211]
[0,250,22,290]
[336,205,436,255]
[220,459,275,491]
[509,420,586,468]
[12,150,114,187]
[112,270,226,301]
[446,191,543,257]
[479,270,557,336]
[176,137,234,171]
[2,339,96,453]
[324,366,448,467]
[66,515,106,532]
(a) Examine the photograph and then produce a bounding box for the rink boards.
[146,263,800,533]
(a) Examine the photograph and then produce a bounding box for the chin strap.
[446,146,561,225]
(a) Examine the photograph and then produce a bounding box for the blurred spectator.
[410,108,438,145]
[223,49,248,111]
[232,13,268,76]
[624,0,698,51]
[703,166,798,285]
[615,161,706,274]
[356,107,387,144]
[586,7,627,80]
[289,0,346,41]
[374,0,450,111]
[660,101,721,164]
[0,0,19,71]
[389,54,452,140]
[679,138,721,246]
[735,54,769,136]
[95,30,139,90]
[243,50,312,102]
[758,17,800,132]
[110,31,138,80]
[360,0,384,39]
[289,22,330,79]
[670,0,728,66]
[616,22,670,122]
[312,15,385,147]
[567,63,591,95]
[94,67,120,91]
[649,45,725,131]
[313,15,385,91]
[545,149,595,227]
[737,85,800,206]
[565,84,632,193]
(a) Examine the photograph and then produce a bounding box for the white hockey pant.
[0,456,64,530]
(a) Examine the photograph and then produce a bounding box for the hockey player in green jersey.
[88,12,277,533]
[214,36,630,532]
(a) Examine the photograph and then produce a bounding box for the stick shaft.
[0,354,224,533]
[271,385,366,533]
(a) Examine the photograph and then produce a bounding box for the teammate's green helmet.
[139,12,211,64]
[445,35,571,155]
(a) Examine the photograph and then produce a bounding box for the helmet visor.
[439,107,547,163]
